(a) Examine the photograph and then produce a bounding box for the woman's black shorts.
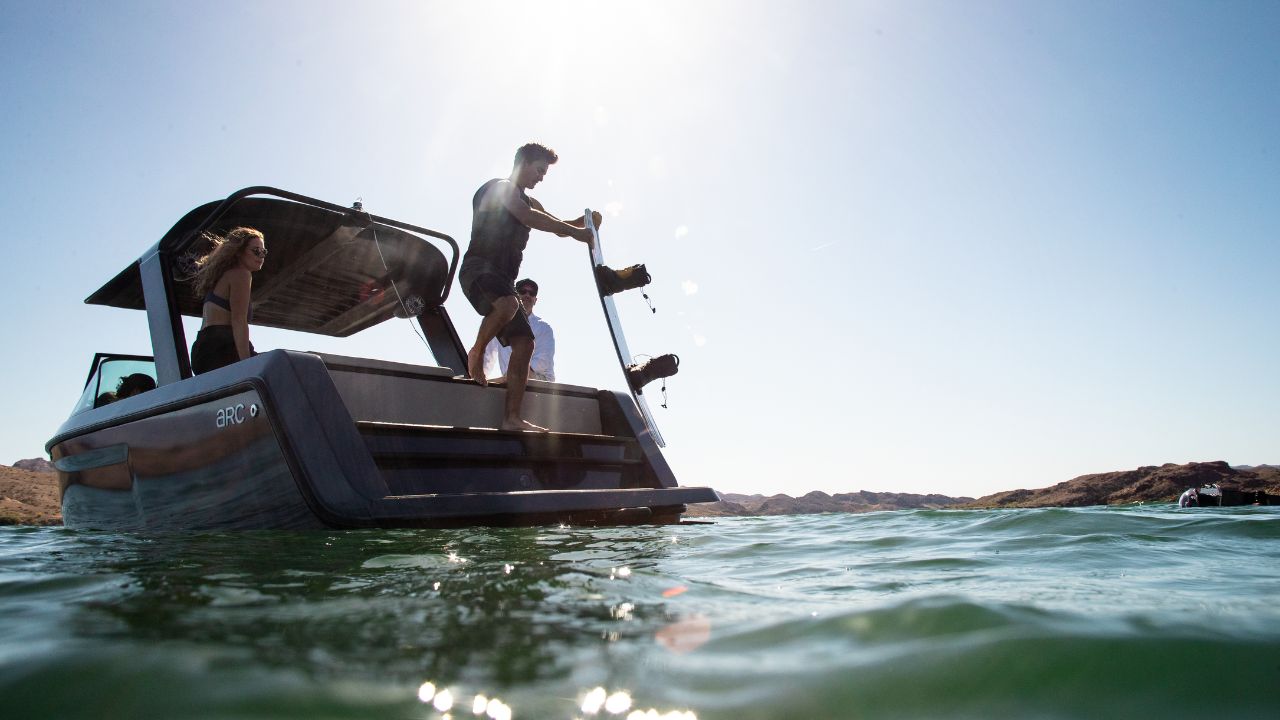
[191,325,256,374]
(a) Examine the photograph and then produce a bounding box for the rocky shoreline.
[959,460,1279,509]
[3,458,1277,526]
[685,461,1279,516]
[1,459,61,526]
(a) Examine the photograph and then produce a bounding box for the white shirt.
[483,313,555,382]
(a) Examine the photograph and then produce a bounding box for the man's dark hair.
[116,373,156,399]
[515,278,539,296]
[514,143,558,167]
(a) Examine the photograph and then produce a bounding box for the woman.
[190,227,266,374]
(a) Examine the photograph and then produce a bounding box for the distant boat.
[1178,484,1279,508]
[47,187,717,530]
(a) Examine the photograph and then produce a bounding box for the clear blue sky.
[2,1,1276,498]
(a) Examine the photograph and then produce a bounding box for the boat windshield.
[72,355,158,415]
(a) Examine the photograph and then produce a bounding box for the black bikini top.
[204,291,253,322]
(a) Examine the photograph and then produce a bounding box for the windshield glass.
[73,356,158,415]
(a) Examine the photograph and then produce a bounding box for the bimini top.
[86,187,458,337]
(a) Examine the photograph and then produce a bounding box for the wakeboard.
[584,210,667,447]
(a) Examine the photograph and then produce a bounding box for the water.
[2,506,1278,719]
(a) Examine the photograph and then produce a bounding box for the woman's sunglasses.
[248,247,268,258]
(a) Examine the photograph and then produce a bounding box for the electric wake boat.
[46,187,717,530]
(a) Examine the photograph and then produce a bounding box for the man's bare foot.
[501,418,549,432]
[466,347,487,387]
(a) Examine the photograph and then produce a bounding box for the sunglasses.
[248,247,268,258]
[517,287,537,297]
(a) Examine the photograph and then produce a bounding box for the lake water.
[2,506,1277,719]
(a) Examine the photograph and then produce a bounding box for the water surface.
[2,506,1277,719]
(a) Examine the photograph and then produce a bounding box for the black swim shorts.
[191,325,256,375]
[462,273,534,346]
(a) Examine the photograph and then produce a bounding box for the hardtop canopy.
[87,187,458,338]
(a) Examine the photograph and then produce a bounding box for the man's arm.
[531,198,603,233]
[493,182,594,244]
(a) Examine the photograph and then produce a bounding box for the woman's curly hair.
[190,227,264,298]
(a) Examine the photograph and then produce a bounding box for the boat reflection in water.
[48,187,717,530]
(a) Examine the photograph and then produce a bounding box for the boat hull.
[48,351,717,530]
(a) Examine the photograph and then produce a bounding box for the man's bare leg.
[468,296,519,386]
[501,336,546,432]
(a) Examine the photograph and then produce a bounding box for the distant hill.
[687,461,1280,517]
[12,457,54,473]
[962,461,1280,508]
[685,490,972,517]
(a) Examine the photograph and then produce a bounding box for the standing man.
[483,278,555,382]
[460,143,597,432]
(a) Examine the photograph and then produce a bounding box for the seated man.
[483,278,555,382]
[116,373,157,399]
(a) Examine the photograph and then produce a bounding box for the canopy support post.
[418,306,467,376]
[140,246,191,385]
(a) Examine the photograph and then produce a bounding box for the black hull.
[48,351,717,531]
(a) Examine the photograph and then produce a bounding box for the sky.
[1,0,1276,498]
